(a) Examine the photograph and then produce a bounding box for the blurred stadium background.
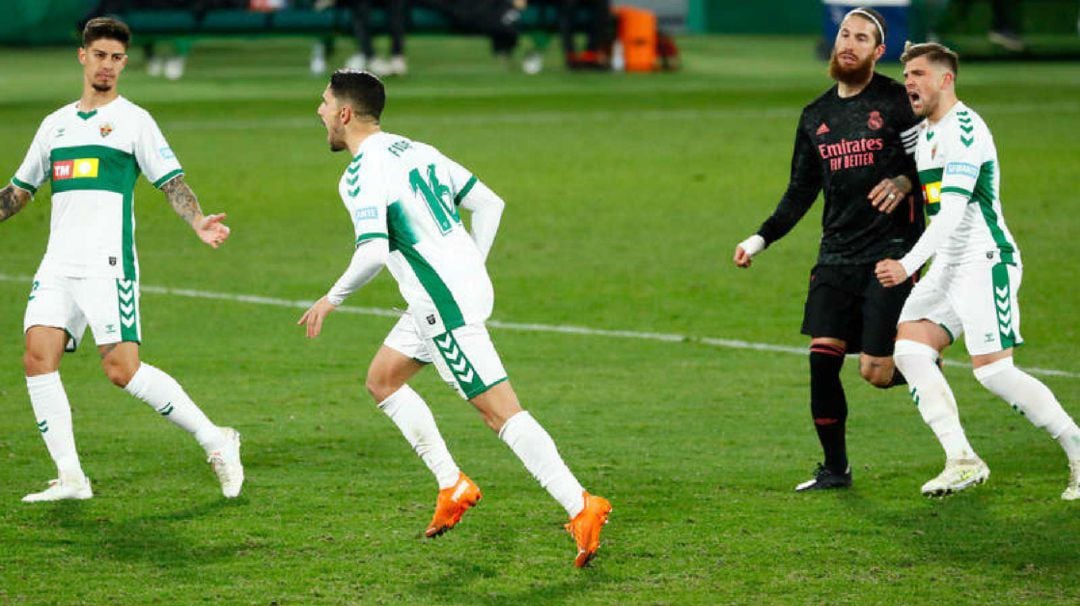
[1,1,1079,604]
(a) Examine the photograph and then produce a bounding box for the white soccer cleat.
[1063,460,1080,501]
[22,473,93,503]
[921,458,990,497]
[388,55,408,76]
[207,427,244,498]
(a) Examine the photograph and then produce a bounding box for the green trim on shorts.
[938,323,955,345]
[991,263,1016,349]
[432,329,488,398]
[117,279,141,343]
[468,375,509,399]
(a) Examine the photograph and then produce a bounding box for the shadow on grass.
[837,486,1080,571]
[410,560,613,606]
[39,498,247,568]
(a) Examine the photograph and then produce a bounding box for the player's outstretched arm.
[0,184,31,222]
[161,175,231,248]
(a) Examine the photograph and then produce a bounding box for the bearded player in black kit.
[733,7,923,491]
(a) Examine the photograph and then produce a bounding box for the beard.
[828,49,874,86]
[326,124,347,152]
[91,82,113,93]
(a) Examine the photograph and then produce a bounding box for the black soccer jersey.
[757,72,923,265]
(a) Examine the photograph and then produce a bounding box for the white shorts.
[23,272,142,351]
[898,261,1023,356]
[383,314,508,399]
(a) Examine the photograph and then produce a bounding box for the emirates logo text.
[818,137,884,171]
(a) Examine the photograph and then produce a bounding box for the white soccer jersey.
[11,96,183,281]
[914,101,1019,267]
[340,132,492,336]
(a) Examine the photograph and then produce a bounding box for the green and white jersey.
[341,132,490,337]
[915,101,1019,266]
[11,96,183,281]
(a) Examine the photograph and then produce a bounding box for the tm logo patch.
[159,146,175,160]
[945,162,979,178]
[354,206,379,221]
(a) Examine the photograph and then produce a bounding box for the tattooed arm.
[160,175,231,248]
[0,184,31,222]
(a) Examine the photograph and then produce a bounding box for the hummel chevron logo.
[348,187,360,198]
[346,174,359,186]
[960,124,974,134]
[450,356,469,373]
[37,420,49,433]
[995,286,1009,298]
[118,279,137,328]
[960,135,974,147]
[434,332,477,385]
[926,131,935,141]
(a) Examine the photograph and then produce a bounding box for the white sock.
[894,340,978,461]
[124,363,225,452]
[26,372,85,480]
[379,385,460,489]
[974,357,1080,460]
[499,411,586,518]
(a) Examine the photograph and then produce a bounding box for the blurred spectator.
[315,0,409,75]
[419,0,523,62]
[925,0,1024,51]
[527,0,612,70]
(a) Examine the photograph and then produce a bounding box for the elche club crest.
[100,122,113,138]
[867,110,883,130]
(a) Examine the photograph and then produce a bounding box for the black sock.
[810,344,848,473]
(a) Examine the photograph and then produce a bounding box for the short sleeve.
[939,129,982,202]
[440,154,476,206]
[12,116,53,194]
[346,159,390,247]
[134,111,184,189]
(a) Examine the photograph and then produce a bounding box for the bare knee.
[23,349,59,376]
[101,356,139,387]
[860,356,895,389]
[365,370,404,403]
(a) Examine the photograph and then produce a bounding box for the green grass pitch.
[1,35,1078,604]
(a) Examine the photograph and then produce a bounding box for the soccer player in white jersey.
[876,42,1080,499]
[0,18,243,502]
[298,70,612,566]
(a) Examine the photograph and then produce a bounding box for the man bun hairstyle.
[329,70,386,123]
[83,17,131,49]
[901,41,960,76]
[847,7,888,46]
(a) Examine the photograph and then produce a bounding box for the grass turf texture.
[1,35,1079,604]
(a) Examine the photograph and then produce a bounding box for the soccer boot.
[207,427,244,498]
[1063,460,1080,501]
[565,492,612,568]
[22,472,93,503]
[795,463,852,492]
[921,458,989,497]
[425,473,481,538]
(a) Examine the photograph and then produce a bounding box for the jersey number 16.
[410,164,461,235]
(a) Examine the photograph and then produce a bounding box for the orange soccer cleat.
[565,492,612,567]
[425,473,482,538]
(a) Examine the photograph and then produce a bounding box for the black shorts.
[801,263,914,357]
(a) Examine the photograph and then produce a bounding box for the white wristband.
[738,234,766,257]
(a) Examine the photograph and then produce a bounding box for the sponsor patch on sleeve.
[354,206,379,221]
[944,162,979,178]
[159,146,175,160]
